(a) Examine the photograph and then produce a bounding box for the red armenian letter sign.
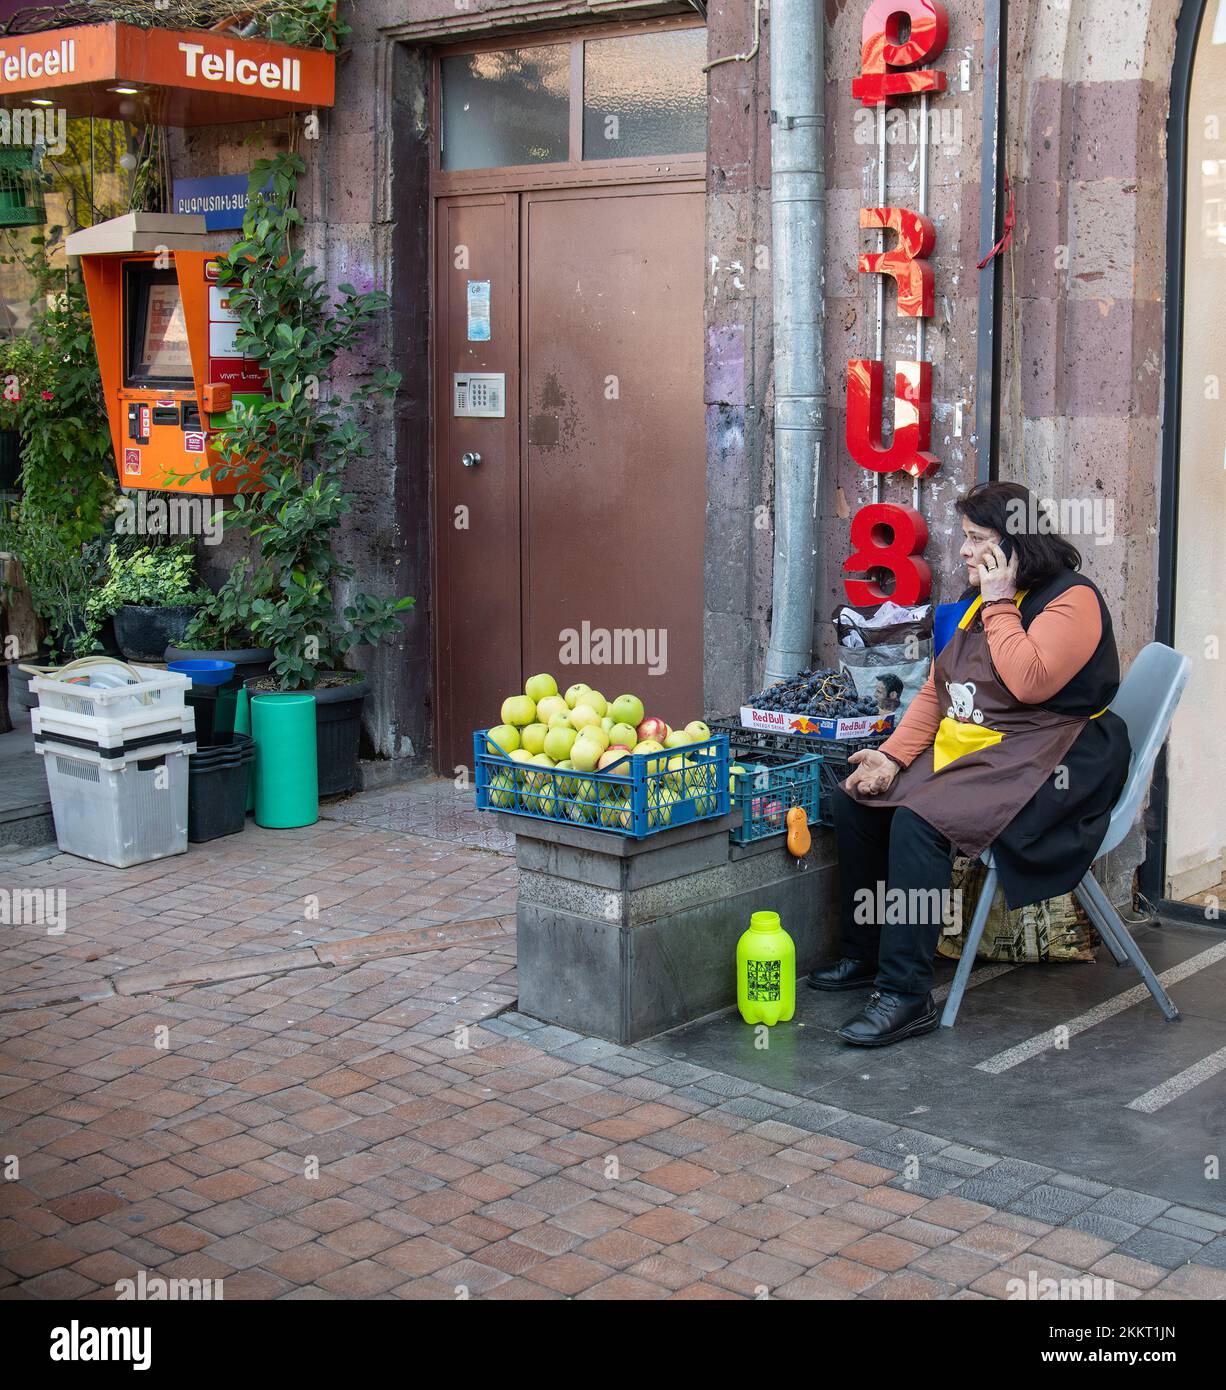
[851,0,950,107]
[843,504,932,607]
[845,359,940,479]
[858,207,935,318]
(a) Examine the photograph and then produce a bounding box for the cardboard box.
[739,705,896,741]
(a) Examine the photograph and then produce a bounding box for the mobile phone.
[996,532,1016,564]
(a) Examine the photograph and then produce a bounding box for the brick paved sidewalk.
[1,817,1224,1300]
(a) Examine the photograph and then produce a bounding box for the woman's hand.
[846,748,899,796]
[977,540,1019,602]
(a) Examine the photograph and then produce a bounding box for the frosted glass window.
[583,30,707,160]
[441,47,570,171]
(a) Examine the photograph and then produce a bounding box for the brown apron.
[843,590,1105,860]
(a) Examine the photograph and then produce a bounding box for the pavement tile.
[839,1232,926,1272]
[1086,1188,1171,1226]
[1115,1229,1206,1270]
[1155,1262,1226,1297]
[952,1221,1040,1260]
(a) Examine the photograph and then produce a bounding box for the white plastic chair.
[940,642,1191,1028]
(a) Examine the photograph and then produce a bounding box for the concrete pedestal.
[502,812,839,1044]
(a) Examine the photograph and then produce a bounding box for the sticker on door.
[467,280,491,342]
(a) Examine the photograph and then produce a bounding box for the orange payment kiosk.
[65,213,267,495]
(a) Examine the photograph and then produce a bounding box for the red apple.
[636,717,669,743]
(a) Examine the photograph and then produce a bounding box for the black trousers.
[830,783,959,998]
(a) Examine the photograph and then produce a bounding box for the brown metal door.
[521,185,706,725]
[434,194,521,771]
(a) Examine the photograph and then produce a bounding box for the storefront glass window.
[1167,0,1226,897]
[440,47,570,171]
[0,118,134,336]
[582,30,707,160]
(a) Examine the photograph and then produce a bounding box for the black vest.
[962,568,1120,717]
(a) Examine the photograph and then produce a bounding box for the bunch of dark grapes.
[749,668,880,718]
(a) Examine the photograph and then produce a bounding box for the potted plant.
[0,519,110,706]
[169,559,276,683]
[0,231,117,693]
[198,152,413,796]
[89,541,209,662]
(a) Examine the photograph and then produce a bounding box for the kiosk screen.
[125,266,193,388]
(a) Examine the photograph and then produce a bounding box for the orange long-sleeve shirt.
[879,585,1103,768]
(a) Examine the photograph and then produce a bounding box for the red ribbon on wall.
[976,168,1015,269]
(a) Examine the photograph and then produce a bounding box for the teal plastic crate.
[711,721,889,837]
[474,729,730,839]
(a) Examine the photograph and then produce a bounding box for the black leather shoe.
[807,957,877,991]
[836,990,939,1047]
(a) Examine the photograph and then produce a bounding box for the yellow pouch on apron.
[933,717,1004,773]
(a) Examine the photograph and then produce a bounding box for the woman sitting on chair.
[812,480,1132,1047]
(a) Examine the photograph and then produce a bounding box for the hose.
[17,655,156,703]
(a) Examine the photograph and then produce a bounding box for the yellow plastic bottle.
[737,910,796,1026]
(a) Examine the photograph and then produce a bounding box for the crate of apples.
[478,673,725,836]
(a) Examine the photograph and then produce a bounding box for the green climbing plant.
[185,151,412,686]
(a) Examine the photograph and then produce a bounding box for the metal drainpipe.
[763,0,826,685]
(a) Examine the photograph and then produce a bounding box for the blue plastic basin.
[168,659,237,687]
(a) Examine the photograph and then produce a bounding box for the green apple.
[598,781,632,830]
[729,763,748,796]
[570,739,601,773]
[543,725,577,762]
[684,720,711,742]
[508,748,534,797]
[536,694,568,724]
[564,683,592,709]
[608,722,637,747]
[649,782,679,827]
[485,724,520,756]
[569,703,600,731]
[632,739,665,755]
[501,694,537,727]
[584,690,608,718]
[663,730,693,749]
[611,694,645,727]
[576,725,609,753]
[601,715,615,734]
[597,747,631,772]
[520,722,548,755]
[548,710,573,729]
[489,766,515,808]
[525,673,558,703]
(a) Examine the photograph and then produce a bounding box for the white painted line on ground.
[1126,1044,1226,1113]
[932,962,1016,1003]
[976,940,1226,1075]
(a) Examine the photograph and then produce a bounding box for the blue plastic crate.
[474,729,731,839]
[726,745,825,844]
[711,720,889,835]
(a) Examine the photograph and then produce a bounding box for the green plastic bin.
[250,691,318,829]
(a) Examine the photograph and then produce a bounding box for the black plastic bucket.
[188,734,255,843]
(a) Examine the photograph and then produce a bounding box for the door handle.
[461,452,481,468]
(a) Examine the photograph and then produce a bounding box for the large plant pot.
[10,661,37,710]
[165,643,274,684]
[245,672,369,798]
[114,604,200,662]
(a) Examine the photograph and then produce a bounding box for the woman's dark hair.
[955,480,1082,588]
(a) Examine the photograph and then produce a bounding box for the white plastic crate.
[31,665,190,719]
[32,702,196,756]
[37,739,190,868]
